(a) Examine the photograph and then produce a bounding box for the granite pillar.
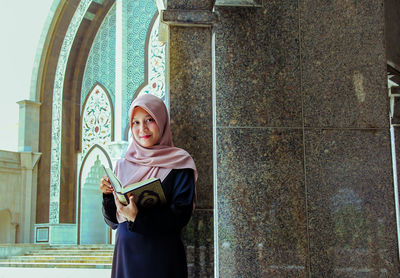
[215,0,262,7]
[163,1,214,276]
[301,0,399,276]
[215,0,400,277]
[215,3,306,277]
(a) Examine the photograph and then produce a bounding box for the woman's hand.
[113,192,139,222]
[99,176,113,194]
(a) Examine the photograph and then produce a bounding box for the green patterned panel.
[81,4,116,110]
[123,0,157,130]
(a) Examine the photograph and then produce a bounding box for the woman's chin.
[139,141,154,148]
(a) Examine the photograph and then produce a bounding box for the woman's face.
[131,107,161,148]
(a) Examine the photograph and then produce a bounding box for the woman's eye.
[146,118,155,123]
[132,121,139,125]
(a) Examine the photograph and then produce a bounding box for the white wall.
[0,150,40,243]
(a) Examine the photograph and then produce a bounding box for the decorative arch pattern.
[125,13,167,141]
[137,14,167,101]
[125,0,158,105]
[81,4,116,110]
[81,84,114,158]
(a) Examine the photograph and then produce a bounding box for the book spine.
[124,194,130,205]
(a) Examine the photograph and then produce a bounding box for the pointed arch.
[79,144,113,182]
[78,144,112,244]
[35,0,115,225]
[80,83,114,157]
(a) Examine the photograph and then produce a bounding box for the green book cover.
[103,166,167,208]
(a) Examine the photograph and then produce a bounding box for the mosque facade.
[1,0,400,276]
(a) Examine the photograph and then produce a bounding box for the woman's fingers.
[127,195,138,213]
[113,192,124,217]
[113,192,138,222]
[113,191,121,206]
[100,176,113,194]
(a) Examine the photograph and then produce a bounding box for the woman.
[99,94,197,278]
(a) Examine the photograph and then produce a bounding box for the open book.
[103,166,167,208]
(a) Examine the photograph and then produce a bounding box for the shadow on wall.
[0,209,17,243]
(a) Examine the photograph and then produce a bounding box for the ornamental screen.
[81,85,113,157]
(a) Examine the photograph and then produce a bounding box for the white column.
[115,0,125,142]
[17,100,41,152]
[388,82,400,260]
[109,0,129,169]
[20,152,41,243]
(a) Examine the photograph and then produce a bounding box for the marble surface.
[162,10,216,26]
[300,0,388,129]
[215,4,307,277]
[167,21,214,277]
[217,127,307,277]
[215,0,262,6]
[385,0,400,70]
[169,26,213,209]
[305,129,400,277]
[166,0,214,10]
[214,1,399,277]
[215,3,301,128]
[183,209,214,277]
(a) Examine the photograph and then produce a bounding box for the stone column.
[109,0,129,168]
[301,1,399,276]
[17,100,42,242]
[115,0,127,142]
[17,100,41,152]
[20,152,41,243]
[162,1,215,276]
[214,3,307,276]
[215,0,400,277]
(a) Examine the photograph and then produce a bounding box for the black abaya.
[102,168,195,278]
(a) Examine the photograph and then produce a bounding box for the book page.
[102,166,122,192]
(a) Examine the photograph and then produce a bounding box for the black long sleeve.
[102,193,118,229]
[129,168,195,235]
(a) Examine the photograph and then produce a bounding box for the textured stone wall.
[215,0,399,277]
[169,25,214,278]
[165,1,215,277]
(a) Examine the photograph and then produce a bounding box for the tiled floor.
[0,267,111,278]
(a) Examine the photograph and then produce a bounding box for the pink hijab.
[115,93,197,188]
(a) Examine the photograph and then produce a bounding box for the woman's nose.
[140,123,148,132]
